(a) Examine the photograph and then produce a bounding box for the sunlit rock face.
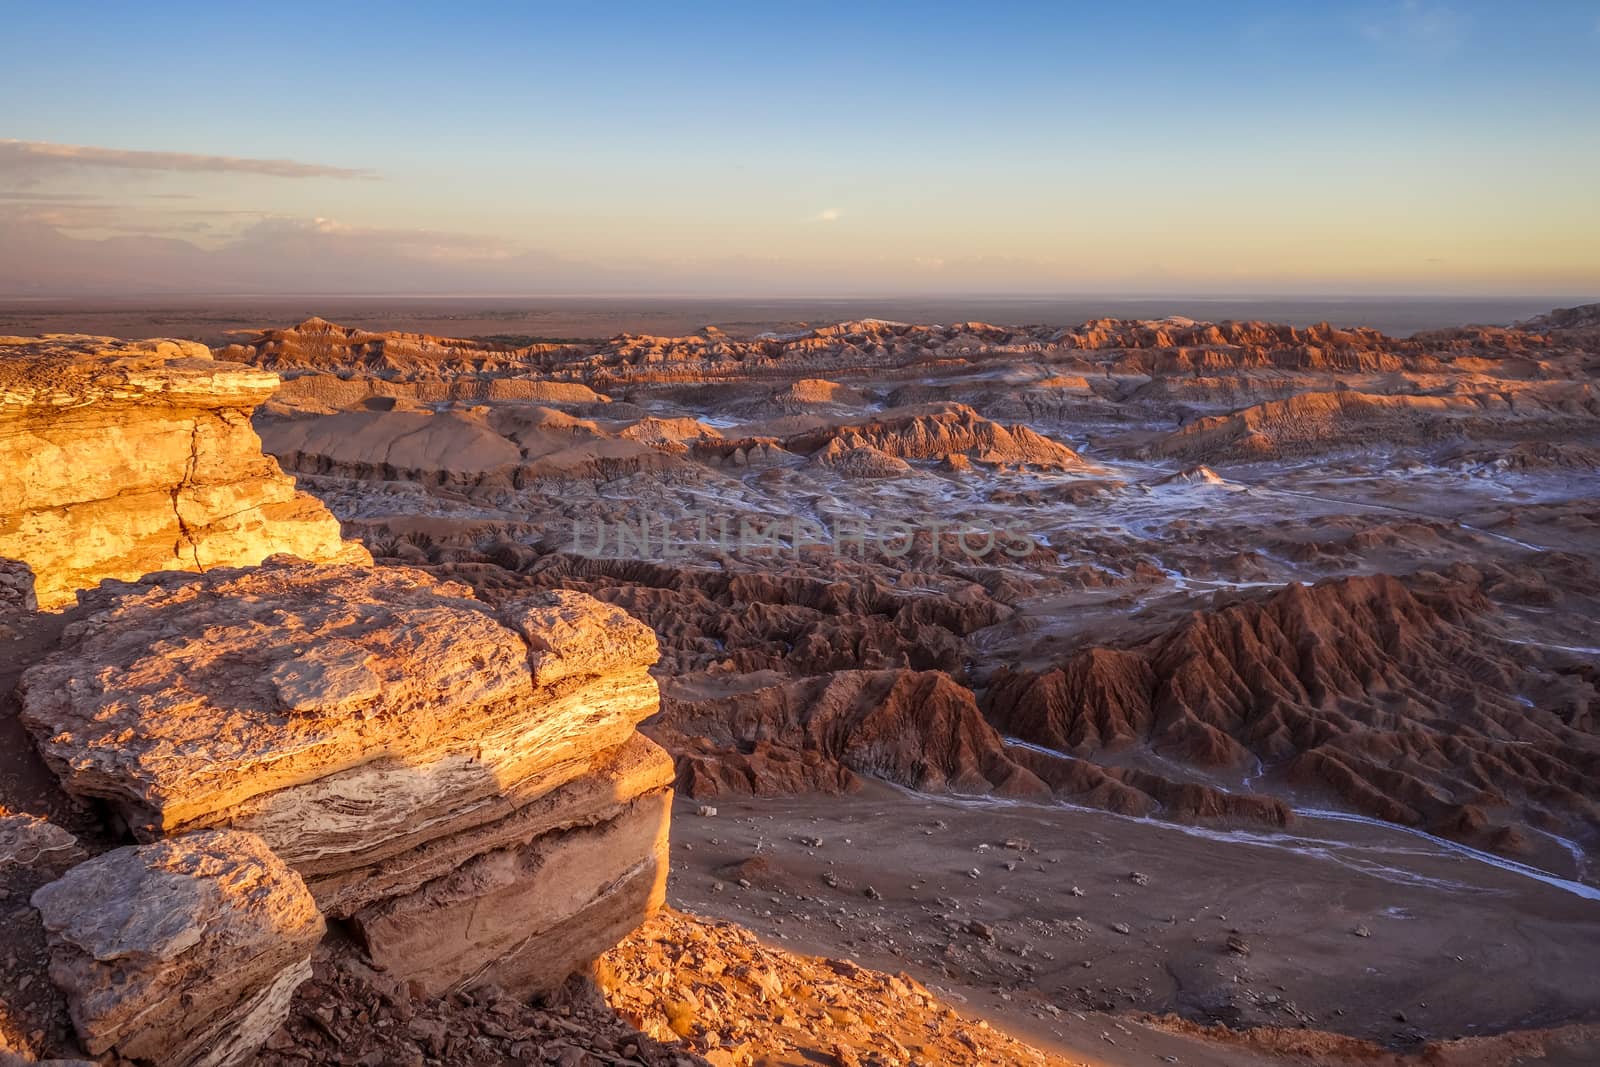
[20,560,673,996]
[30,829,324,1067]
[0,334,368,610]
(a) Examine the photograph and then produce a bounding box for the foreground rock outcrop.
[19,560,673,999]
[0,334,367,610]
[30,829,322,1067]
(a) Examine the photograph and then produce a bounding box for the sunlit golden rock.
[0,334,368,610]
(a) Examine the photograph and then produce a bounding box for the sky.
[2,0,1598,298]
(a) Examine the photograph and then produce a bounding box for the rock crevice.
[0,334,368,610]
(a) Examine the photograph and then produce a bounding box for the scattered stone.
[0,815,84,879]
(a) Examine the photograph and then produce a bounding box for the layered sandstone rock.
[30,829,322,1067]
[20,561,673,997]
[0,334,367,610]
[259,399,681,499]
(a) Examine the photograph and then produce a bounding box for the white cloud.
[230,215,521,260]
[0,140,375,180]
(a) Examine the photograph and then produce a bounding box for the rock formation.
[0,333,684,1064]
[1146,387,1600,462]
[987,574,1600,850]
[0,335,366,610]
[0,812,82,877]
[218,316,577,377]
[0,559,37,614]
[654,669,1050,799]
[431,553,1007,678]
[1518,301,1600,335]
[30,829,322,1067]
[20,560,674,998]
[778,403,1090,470]
[648,667,1289,824]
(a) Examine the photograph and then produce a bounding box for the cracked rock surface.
[0,334,366,610]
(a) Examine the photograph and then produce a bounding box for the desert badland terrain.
[2,300,1599,1067]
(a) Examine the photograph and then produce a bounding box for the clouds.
[0,140,375,180]
[0,190,101,202]
[0,192,280,239]
[0,140,380,247]
[0,214,649,296]
[229,215,521,262]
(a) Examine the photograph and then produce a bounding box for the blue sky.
[3,1,1598,295]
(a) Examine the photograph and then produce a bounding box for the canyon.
[1,302,1598,1066]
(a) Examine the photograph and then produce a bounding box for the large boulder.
[0,335,368,610]
[30,829,322,1067]
[20,560,673,996]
